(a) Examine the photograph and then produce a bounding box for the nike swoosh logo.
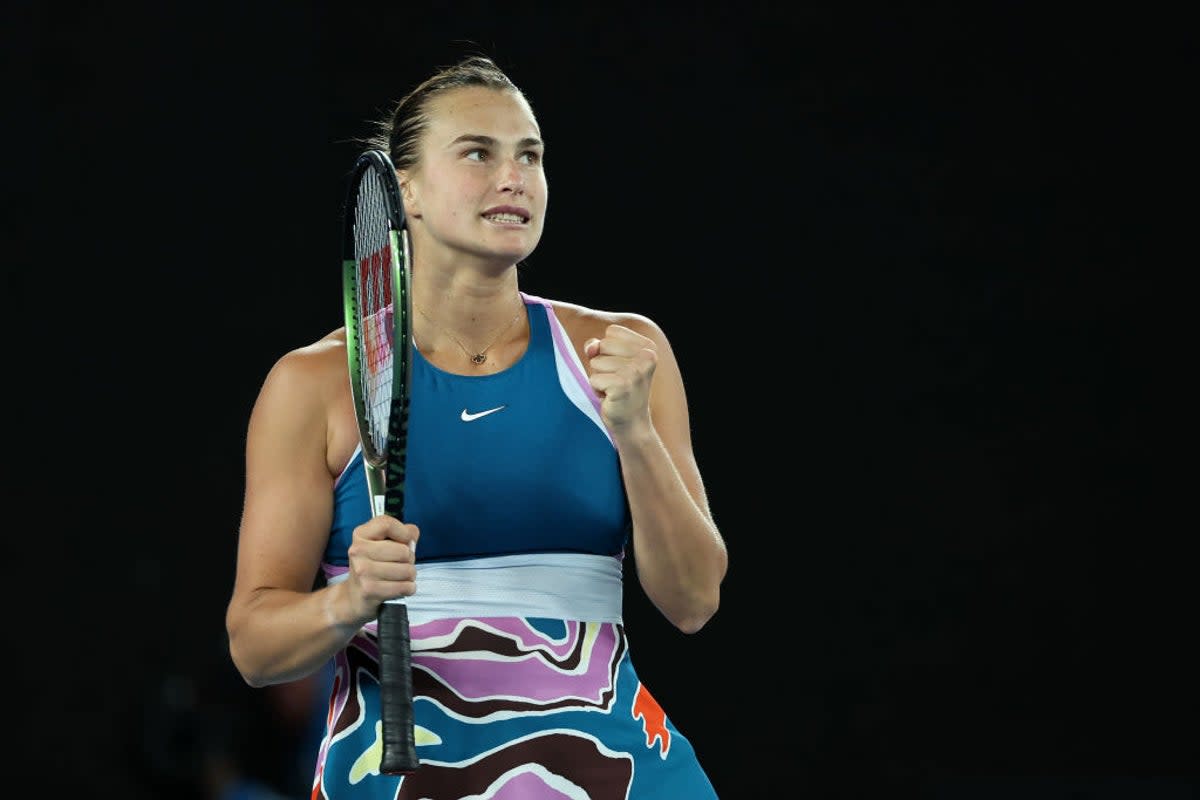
[460,405,506,422]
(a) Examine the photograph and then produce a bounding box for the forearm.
[227,580,368,687]
[618,427,727,633]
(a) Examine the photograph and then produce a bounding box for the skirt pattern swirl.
[311,616,717,799]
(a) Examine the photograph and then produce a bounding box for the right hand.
[344,515,420,624]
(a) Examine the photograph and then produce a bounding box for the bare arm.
[225,341,418,687]
[585,319,727,633]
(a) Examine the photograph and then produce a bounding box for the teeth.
[485,213,525,223]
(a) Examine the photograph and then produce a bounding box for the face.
[400,86,547,268]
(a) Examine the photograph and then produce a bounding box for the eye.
[465,148,488,162]
[519,150,542,166]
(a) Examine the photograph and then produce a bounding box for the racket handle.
[378,601,419,775]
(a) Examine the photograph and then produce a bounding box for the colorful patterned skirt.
[313,556,718,799]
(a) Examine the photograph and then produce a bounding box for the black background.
[11,2,1190,798]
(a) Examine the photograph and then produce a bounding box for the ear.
[396,170,420,218]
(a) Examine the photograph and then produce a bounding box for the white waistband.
[330,552,624,626]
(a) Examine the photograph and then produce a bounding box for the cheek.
[445,204,471,224]
[443,178,484,218]
[425,189,464,223]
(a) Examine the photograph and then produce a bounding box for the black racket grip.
[378,601,418,774]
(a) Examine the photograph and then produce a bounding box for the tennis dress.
[312,293,718,800]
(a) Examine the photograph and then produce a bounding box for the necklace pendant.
[471,353,487,364]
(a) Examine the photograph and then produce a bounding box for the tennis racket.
[341,148,418,775]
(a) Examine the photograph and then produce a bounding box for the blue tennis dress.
[312,293,718,799]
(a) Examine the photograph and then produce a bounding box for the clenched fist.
[584,324,657,435]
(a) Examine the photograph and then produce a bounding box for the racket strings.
[353,166,396,457]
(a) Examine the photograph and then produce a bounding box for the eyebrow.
[449,134,544,150]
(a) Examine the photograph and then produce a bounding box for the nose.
[497,159,526,195]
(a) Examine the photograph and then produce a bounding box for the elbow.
[674,552,727,634]
[226,631,261,688]
[673,591,720,635]
[656,579,720,634]
[228,637,274,688]
[226,610,269,689]
[644,559,727,634]
[228,644,269,688]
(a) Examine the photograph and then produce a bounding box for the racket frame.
[340,149,418,776]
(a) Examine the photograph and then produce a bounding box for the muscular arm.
[586,318,727,634]
[225,342,373,687]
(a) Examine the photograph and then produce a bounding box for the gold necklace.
[415,302,524,365]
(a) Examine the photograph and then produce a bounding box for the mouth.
[482,208,531,225]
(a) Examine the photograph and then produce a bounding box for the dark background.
[11,2,1190,798]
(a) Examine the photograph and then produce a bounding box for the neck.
[413,263,520,322]
[413,292,525,366]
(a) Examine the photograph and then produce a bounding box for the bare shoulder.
[255,327,348,414]
[272,327,346,377]
[543,298,669,348]
[248,326,357,475]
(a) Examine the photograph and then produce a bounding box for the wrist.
[611,418,659,453]
[323,579,371,637]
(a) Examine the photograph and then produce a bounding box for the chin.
[501,251,536,266]
[495,238,541,263]
[477,248,532,267]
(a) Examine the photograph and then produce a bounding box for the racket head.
[341,150,414,483]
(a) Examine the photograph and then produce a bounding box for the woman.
[225,54,728,799]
